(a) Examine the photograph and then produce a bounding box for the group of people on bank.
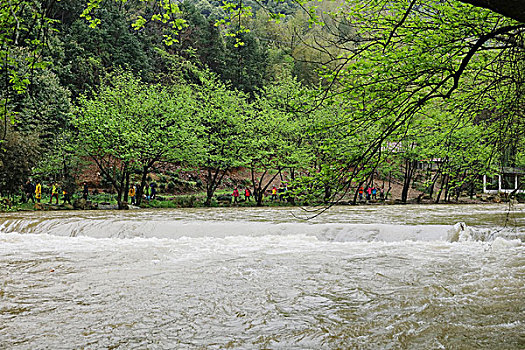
[20,178,388,206]
[22,180,90,204]
[231,184,288,203]
[358,185,385,201]
[231,187,252,203]
[128,182,157,205]
[22,180,160,206]
[231,183,386,204]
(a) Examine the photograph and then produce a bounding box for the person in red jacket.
[244,187,252,201]
[366,186,372,200]
[232,187,240,203]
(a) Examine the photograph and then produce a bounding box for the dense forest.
[1,0,524,208]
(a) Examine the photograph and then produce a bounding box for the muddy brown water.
[1,204,524,349]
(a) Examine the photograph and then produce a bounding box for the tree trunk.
[116,166,129,209]
[251,167,262,206]
[444,176,451,202]
[469,179,475,199]
[323,184,332,204]
[205,168,215,206]
[435,174,448,204]
[136,164,150,206]
[455,171,468,201]
[250,166,282,206]
[255,188,264,206]
[254,170,268,207]
[205,167,228,206]
[428,171,440,199]
[352,180,363,205]
[401,159,415,203]
[124,172,130,203]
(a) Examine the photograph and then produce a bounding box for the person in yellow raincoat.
[129,185,136,205]
[50,182,59,204]
[35,182,42,203]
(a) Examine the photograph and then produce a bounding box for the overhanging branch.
[459,0,525,23]
[438,24,525,99]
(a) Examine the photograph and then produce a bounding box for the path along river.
[0,204,524,349]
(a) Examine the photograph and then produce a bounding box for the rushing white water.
[1,204,524,349]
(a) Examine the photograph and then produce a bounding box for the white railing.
[483,174,524,194]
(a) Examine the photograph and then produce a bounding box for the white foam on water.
[1,217,521,246]
[491,237,522,249]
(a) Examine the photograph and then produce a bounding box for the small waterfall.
[0,214,521,244]
[447,222,471,242]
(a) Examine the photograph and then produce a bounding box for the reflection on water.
[0,204,524,349]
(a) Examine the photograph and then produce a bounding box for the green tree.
[176,1,226,75]
[9,67,72,143]
[1,1,57,130]
[0,123,40,199]
[222,30,268,96]
[286,0,524,201]
[246,77,312,205]
[74,71,194,208]
[53,3,152,97]
[191,71,250,206]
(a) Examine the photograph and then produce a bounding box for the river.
[1,204,524,349]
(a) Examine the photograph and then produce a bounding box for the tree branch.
[383,0,417,51]
[459,0,525,23]
[438,24,525,99]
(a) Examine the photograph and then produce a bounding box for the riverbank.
[5,191,522,212]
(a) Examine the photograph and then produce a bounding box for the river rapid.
[1,204,524,349]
